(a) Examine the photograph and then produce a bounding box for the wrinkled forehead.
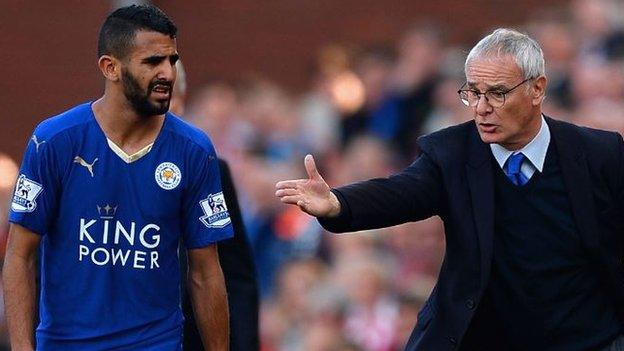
[465,54,522,86]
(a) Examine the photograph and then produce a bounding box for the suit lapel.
[466,126,495,287]
[548,117,602,253]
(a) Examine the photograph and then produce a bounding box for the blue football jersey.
[9,102,234,350]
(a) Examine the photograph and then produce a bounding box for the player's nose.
[156,62,175,82]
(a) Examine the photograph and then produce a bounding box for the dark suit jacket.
[181,159,259,351]
[320,117,624,351]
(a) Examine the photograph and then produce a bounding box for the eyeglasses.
[457,77,534,108]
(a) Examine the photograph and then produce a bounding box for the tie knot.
[506,153,525,175]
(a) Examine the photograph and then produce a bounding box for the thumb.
[304,154,322,181]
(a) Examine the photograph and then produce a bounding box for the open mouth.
[151,83,172,99]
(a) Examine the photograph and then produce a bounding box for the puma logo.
[31,135,46,152]
[74,156,98,177]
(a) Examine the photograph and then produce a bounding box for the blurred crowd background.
[2,0,624,350]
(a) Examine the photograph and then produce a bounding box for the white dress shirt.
[489,115,551,180]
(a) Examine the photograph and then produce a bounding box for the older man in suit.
[276,28,624,351]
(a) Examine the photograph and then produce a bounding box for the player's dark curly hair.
[97,4,177,60]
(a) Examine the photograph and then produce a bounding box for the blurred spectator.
[261,258,331,350]
[385,219,444,296]
[385,25,443,161]
[574,99,624,136]
[390,295,426,351]
[334,134,395,184]
[572,0,624,62]
[569,59,624,106]
[529,19,576,109]
[236,157,296,296]
[186,81,245,162]
[421,74,469,133]
[298,45,347,156]
[238,78,304,162]
[335,253,399,351]
[340,45,396,147]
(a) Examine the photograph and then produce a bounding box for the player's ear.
[98,55,121,82]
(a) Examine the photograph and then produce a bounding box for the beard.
[121,68,172,117]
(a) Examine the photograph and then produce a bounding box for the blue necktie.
[504,153,529,186]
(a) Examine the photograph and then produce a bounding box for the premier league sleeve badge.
[199,192,231,228]
[12,174,43,212]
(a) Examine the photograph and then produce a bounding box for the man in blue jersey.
[3,4,233,350]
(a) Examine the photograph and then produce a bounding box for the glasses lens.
[458,88,509,108]
[458,91,471,106]
[486,91,505,107]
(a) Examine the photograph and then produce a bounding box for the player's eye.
[143,57,164,66]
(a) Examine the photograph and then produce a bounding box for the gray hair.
[465,28,545,79]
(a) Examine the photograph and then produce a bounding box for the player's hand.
[275,154,341,217]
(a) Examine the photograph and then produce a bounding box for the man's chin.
[149,100,171,115]
[155,105,170,115]
[133,102,170,117]
[477,130,501,145]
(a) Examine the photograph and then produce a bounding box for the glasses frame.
[457,77,534,108]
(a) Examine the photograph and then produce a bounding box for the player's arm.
[2,223,41,351]
[187,244,229,351]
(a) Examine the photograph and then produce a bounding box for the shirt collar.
[490,115,550,172]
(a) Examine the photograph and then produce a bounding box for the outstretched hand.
[275,154,341,218]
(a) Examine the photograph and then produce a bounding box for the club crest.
[12,174,43,212]
[155,162,181,190]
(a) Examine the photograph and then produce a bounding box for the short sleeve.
[182,145,234,249]
[9,134,62,235]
